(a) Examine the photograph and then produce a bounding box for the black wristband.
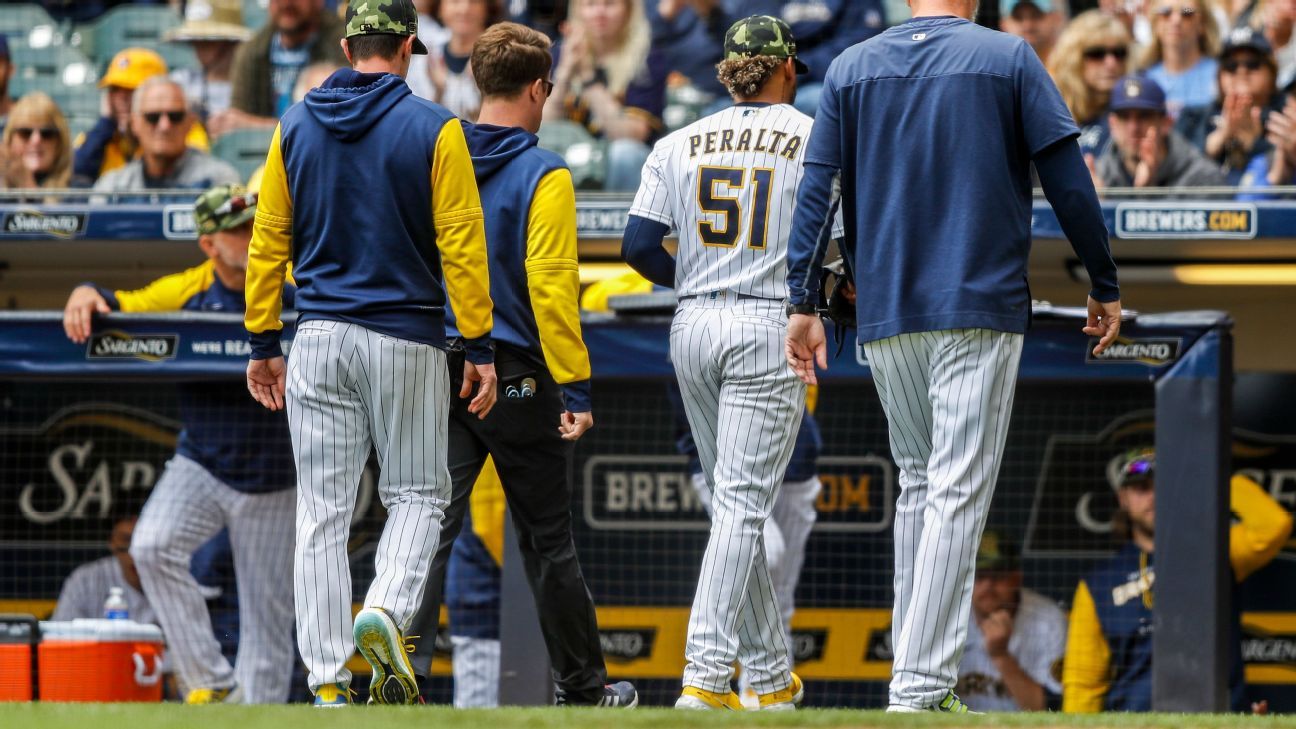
[786,302,817,317]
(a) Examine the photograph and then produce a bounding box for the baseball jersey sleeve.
[1016,41,1080,157]
[245,123,293,359]
[1028,599,1068,696]
[51,564,100,621]
[525,168,593,413]
[1228,474,1295,581]
[627,145,674,227]
[1062,579,1111,712]
[112,262,214,312]
[431,119,494,364]
[787,71,843,306]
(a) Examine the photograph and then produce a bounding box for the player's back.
[634,103,816,300]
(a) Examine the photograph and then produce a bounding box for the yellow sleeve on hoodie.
[430,120,493,342]
[1230,474,1294,582]
[526,168,590,387]
[115,261,215,312]
[244,124,293,340]
[1062,579,1111,713]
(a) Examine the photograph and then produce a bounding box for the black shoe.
[557,681,639,708]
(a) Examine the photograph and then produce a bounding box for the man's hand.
[786,313,827,386]
[63,285,111,344]
[1084,296,1122,355]
[1083,152,1105,193]
[461,361,498,419]
[980,608,1014,658]
[1133,127,1163,187]
[559,411,594,441]
[247,357,286,411]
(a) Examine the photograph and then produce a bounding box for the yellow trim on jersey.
[1062,579,1111,713]
[115,260,215,312]
[526,168,590,387]
[244,124,292,337]
[696,165,744,249]
[431,120,492,341]
[748,166,775,251]
[470,456,507,567]
[579,271,654,312]
[1230,474,1294,582]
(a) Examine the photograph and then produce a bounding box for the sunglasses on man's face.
[1222,57,1265,73]
[1154,5,1196,18]
[540,79,554,97]
[142,110,187,126]
[1083,46,1129,61]
[13,126,59,141]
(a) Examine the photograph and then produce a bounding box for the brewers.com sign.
[1115,202,1257,239]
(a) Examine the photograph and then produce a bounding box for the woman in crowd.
[408,0,507,120]
[3,92,71,191]
[545,0,668,191]
[1049,10,1134,157]
[1141,0,1222,117]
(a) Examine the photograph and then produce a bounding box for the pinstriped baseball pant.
[862,329,1023,709]
[671,294,804,695]
[286,320,451,691]
[131,455,295,702]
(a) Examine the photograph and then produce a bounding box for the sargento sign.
[86,331,179,361]
[1115,202,1257,239]
[2,210,87,238]
[1086,337,1182,366]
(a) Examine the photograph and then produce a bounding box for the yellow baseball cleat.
[758,672,804,711]
[185,685,237,704]
[313,682,353,707]
[675,685,745,710]
[353,607,419,705]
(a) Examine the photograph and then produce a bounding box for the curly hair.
[1047,10,1132,124]
[716,56,784,99]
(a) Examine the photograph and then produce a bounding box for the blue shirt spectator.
[1139,0,1222,118]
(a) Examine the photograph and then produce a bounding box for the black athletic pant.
[408,343,607,703]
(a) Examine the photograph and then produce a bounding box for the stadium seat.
[8,42,97,103]
[91,5,182,72]
[244,0,270,32]
[212,127,276,183]
[0,4,56,40]
[537,120,608,191]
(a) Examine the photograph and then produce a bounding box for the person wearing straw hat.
[166,0,254,123]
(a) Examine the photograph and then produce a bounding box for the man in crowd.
[1000,0,1065,64]
[1091,75,1228,189]
[0,37,13,134]
[164,0,254,123]
[92,77,240,193]
[956,531,1066,712]
[1063,448,1293,712]
[63,185,297,704]
[52,515,157,625]
[210,0,348,136]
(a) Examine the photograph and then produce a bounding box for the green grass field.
[3,705,1296,729]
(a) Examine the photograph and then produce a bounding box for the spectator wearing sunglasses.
[1141,0,1222,118]
[1062,448,1292,712]
[1049,11,1134,157]
[1177,27,1286,184]
[2,92,71,193]
[1089,75,1227,190]
[92,77,239,194]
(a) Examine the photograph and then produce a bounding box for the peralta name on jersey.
[687,127,804,161]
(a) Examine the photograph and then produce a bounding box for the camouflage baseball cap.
[724,15,809,76]
[976,530,1021,572]
[194,185,257,236]
[345,0,428,55]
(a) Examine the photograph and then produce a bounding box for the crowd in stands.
[2,0,1296,193]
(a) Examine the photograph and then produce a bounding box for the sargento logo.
[598,629,655,661]
[86,331,179,361]
[1115,202,1256,239]
[3,211,86,238]
[1086,337,1181,366]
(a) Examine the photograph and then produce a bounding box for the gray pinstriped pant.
[286,319,451,691]
[862,328,1023,709]
[670,294,804,695]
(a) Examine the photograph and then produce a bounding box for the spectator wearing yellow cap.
[72,48,211,187]
[165,0,254,124]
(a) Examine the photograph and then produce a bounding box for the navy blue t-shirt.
[787,16,1080,342]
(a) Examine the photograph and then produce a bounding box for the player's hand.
[63,285,111,344]
[559,410,594,441]
[980,608,1014,658]
[786,313,827,386]
[1084,296,1122,355]
[462,361,498,419]
[247,356,287,411]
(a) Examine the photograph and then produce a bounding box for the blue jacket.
[245,70,494,363]
[448,123,592,412]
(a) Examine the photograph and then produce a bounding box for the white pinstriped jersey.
[629,103,843,299]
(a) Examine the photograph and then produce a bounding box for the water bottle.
[104,586,129,620]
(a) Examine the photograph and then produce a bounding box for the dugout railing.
[0,308,1233,710]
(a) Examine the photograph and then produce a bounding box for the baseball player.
[622,16,838,711]
[405,22,637,708]
[784,0,1123,713]
[62,185,296,704]
[244,0,496,706]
